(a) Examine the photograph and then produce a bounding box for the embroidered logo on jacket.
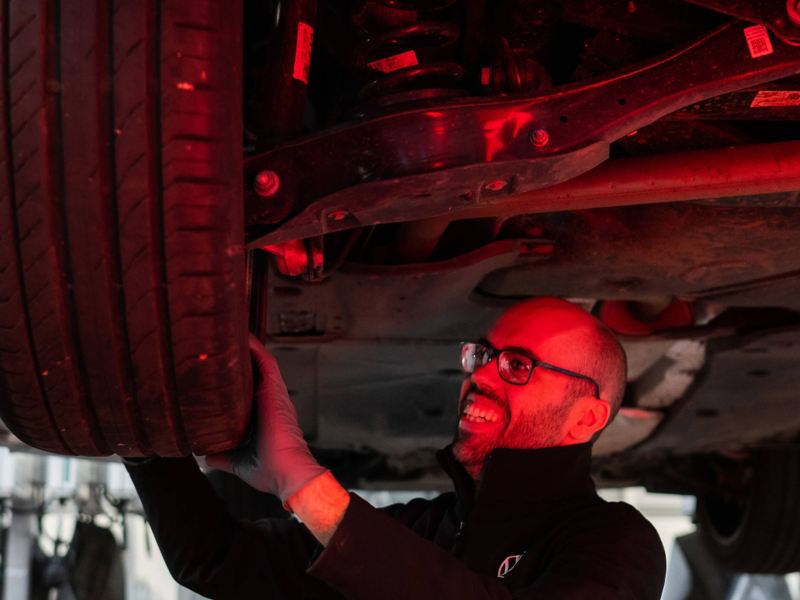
[497,553,524,578]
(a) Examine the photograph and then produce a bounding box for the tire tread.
[0,0,247,457]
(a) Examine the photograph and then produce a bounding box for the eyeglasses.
[460,339,602,398]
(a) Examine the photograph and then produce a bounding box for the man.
[126,297,666,599]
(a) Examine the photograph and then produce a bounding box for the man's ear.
[563,398,610,445]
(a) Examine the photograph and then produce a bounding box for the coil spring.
[352,0,464,101]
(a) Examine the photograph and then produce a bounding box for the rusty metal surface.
[633,325,800,455]
[262,212,800,478]
[246,21,800,244]
[687,0,800,44]
[561,0,720,43]
[447,140,800,221]
[477,203,800,309]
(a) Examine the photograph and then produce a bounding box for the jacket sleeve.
[308,495,665,600]
[125,457,336,600]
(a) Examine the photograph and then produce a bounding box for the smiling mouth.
[460,394,505,425]
[462,404,501,423]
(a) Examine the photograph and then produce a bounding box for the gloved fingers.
[248,335,295,423]
[248,333,280,376]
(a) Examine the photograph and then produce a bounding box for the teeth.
[463,404,500,423]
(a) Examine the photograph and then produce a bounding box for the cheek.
[504,392,527,425]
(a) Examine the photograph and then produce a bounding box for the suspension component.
[352,0,464,102]
[481,0,556,94]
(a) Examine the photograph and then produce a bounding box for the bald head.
[491,297,627,424]
[454,297,627,476]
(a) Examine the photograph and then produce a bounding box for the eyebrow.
[480,338,540,360]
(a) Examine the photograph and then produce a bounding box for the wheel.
[696,447,800,573]
[0,0,249,457]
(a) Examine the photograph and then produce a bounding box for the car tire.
[696,447,800,573]
[0,0,250,457]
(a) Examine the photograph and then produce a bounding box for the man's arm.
[307,494,665,600]
[286,471,350,546]
[212,337,664,598]
[124,456,327,600]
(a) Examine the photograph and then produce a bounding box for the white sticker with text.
[293,22,314,84]
[744,25,773,58]
[368,50,419,74]
[750,90,800,107]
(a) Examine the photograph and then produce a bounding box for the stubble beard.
[453,400,574,476]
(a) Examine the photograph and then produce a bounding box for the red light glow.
[255,170,281,197]
[485,179,507,192]
[263,240,314,276]
[482,110,534,161]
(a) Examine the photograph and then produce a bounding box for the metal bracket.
[247,19,800,247]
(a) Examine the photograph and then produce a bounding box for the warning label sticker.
[293,22,314,84]
[744,25,773,58]
[368,50,419,74]
[751,90,800,107]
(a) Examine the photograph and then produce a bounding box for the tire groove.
[46,0,109,454]
[111,37,142,76]
[17,215,42,242]
[8,47,33,79]
[149,0,189,453]
[16,181,40,209]
[0,0,69,453]
[162,176,227,188]
[11,145,36,173]
[102,0,151,454]
[9,93,37,130]
[121,241,149,274]
[115,97,144,131]
[8,11,34,42]
[172,22,218,33]
[115,150,144,188]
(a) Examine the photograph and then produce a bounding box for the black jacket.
[126,443,666,599]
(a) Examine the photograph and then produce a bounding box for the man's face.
[452,307,588,476]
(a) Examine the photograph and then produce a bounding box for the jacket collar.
[436,443,597,519]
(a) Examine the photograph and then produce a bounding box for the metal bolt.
[530,128,550,148]
[327,210,349,222]
[254,170,280,197]
[484,179,508,192]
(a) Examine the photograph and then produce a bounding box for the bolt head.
[327,210,349,222]
[484,179,507,192]
[530,128,550,147]
[254,170,280,197]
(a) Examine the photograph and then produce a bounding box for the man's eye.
[507,358,530,373]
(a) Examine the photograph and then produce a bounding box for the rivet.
[254,170,280,197]
[530,128,550,147]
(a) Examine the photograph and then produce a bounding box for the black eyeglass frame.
[461,338,602,399]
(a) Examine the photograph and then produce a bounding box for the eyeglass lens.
[461,343,534,385]
[460,342,486,373]
[497,350,533,384]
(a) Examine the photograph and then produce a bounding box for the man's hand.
[206,334,328,504]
